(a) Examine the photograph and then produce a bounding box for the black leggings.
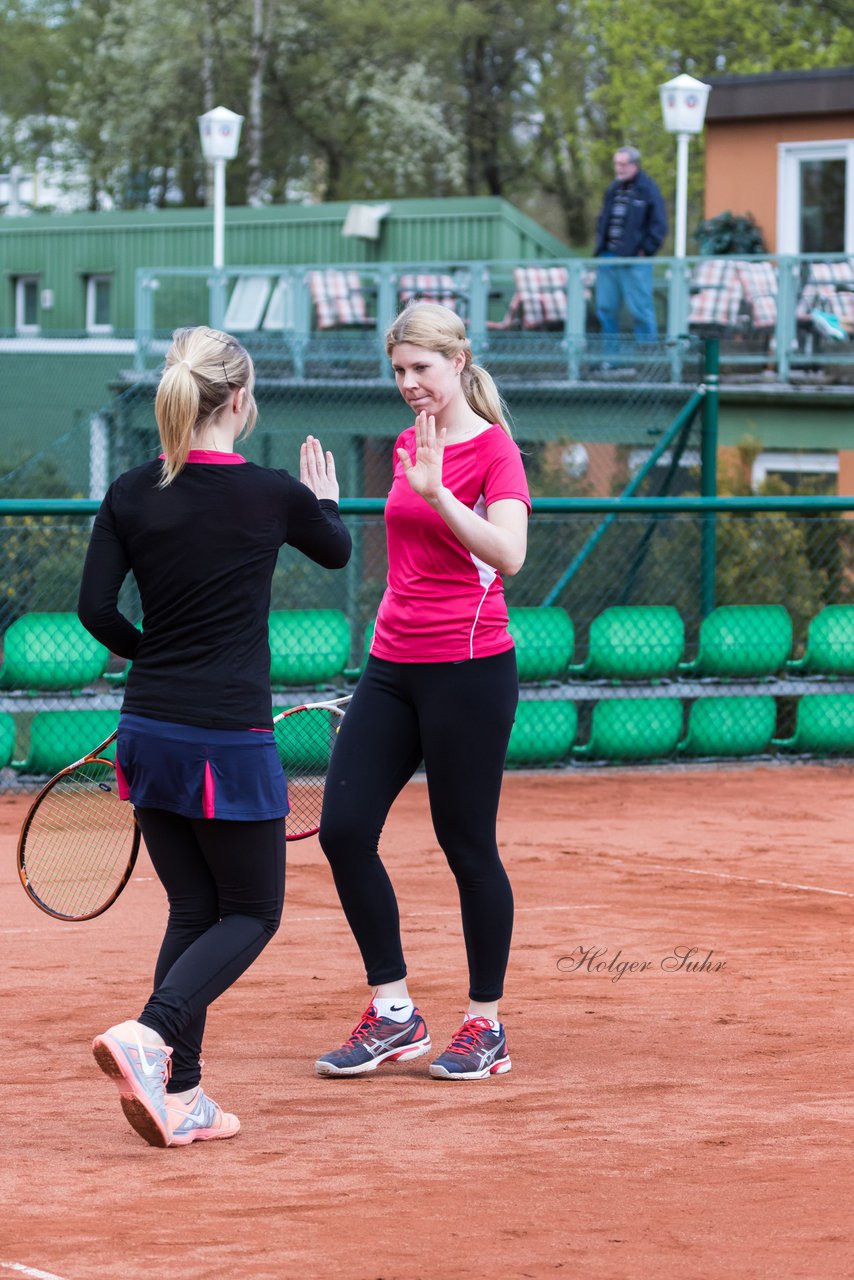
[134,810,285,1092]
[318,650,518,1003]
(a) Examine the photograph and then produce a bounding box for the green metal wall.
[3,352,129,464]
[718,389,854,451]
[0,197,570,333]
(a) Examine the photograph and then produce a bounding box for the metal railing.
[133,252,854,385]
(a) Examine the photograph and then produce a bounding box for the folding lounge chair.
[398,273,462,315]
[796,261,854,341]
[687,259,742,335]
[307,269,374,330]
[487,266,569,331]
[734,261,778,334]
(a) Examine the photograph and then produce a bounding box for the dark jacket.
[594,170,668,258]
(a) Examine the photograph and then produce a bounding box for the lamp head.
[659,73,711,136]
[198,106,244,161]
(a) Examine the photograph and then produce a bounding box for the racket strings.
[274,706,345,839]
[21,761,136,918]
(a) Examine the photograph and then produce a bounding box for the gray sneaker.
[429,1017,512,1080]
[315,1003,431,1077]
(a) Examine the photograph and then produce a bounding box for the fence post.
[134,270,154,373]
[566,259,586,381]
[776,255,796,383]
[700,338,719,616]
[209,269,227,330]
[468,262,488,357]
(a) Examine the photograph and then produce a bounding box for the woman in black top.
[78,325,351,1148]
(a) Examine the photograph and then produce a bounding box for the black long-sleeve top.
[77,454,352,729]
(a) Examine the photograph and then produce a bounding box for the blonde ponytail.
[155,362,200,485]
[461,360,512,437]
[155,326,258,486]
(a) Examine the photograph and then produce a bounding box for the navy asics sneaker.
[429,1016,512,1080]
[315,1003,431,1077]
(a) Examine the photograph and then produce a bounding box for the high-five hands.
[396,412,447,503]
[300,435,339,502]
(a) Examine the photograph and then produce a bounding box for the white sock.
[373,996,414,1022]
[467,1012,500,1032]
[169,1087,199,1106]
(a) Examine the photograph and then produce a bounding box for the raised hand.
[396,412,447,502]
[300,435,339,502]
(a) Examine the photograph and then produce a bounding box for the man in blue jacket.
[594,146,668,348]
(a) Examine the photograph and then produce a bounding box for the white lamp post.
[198,105,244,269]
[659,74,711,258]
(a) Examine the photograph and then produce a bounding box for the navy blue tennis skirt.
[116,713,289,822]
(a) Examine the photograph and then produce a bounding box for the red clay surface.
[1,763,852,1280]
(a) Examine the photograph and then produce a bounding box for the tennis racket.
[18,729,138,922]
[275,695,351,839]
[17,696,351,920]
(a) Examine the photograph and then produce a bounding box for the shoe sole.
[169,1120,241,1146]
[429,1055,512,1080]
[92,1036,170,1148]
[315,1035,432,1077]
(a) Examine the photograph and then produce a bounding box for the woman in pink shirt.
[316,301,530,1080]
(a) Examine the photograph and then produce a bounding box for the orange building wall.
[541,441,621,496]
[581,446,852,498]
[838,451,854,498]
[705,115,854,251]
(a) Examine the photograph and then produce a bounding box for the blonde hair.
[385,301,512,436]
[154,326,258,486]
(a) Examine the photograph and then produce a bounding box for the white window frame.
[777,139,854,255]
[85,274,113,334]
[629,448,701,474]
[14,275,40,334]
[752,451,838,490]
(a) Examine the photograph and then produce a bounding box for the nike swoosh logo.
[180,1103,208,1126]
[125,1032,161,1077]
[390,1005,409,1012]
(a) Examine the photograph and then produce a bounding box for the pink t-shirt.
[370,423,531,663]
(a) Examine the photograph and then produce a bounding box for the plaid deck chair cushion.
[809,260,854,288]
[833,291,854,324]
[796,282,852,321]
[797,260,854,323]
[734,261,777,330]
[688,259,742,328]
[398,273,460,311]
[513,266,568,328]
[308,269,371,329]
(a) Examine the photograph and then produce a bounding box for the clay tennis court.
[1,762,852,1280]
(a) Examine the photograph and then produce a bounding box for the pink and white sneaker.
[92,1020,173,1147]
[166,1088,240,1145]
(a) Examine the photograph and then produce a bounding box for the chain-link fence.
[2,498,853,780]
[2,334,705,503]
[2,332,850,776]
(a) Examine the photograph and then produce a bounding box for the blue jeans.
[594,252,658,346]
